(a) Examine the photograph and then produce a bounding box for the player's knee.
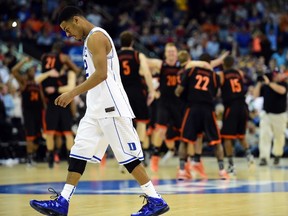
[155,125,166,133]
[68,157,87,175]
[124,159,141,173]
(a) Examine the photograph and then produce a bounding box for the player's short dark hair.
[58,6,84,24]
[223,56,234,68]
[120,31,134,47]
[199,53,211,63]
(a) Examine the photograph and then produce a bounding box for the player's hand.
[147,90,156,106]
[55,92,74,108]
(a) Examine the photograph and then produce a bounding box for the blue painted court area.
[0,179,288,195]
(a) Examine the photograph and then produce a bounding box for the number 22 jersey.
[180,66,219,106]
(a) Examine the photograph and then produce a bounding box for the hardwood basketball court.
[0,157,287,216]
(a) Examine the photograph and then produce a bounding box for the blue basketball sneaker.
[131,195,170,216]
[30,188,68,216]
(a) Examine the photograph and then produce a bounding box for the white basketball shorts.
[70,115,144,164]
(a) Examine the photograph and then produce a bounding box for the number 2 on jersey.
[195,75,209,91]
[122,60,131,75]
[166,75,177,86]
[45,57,56,69]
[30,91,39,101]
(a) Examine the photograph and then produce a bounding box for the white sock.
[61,184,76,202]
[140,181,161,198]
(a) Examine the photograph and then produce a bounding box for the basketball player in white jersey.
[29,6,169,216]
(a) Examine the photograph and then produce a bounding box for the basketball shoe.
[192,161,207,179]
[227,165,236,176]
[30,188,68,216]
[54,153,60,164]
[246,154,254,167]
[131,195,169,216]
[219,169,230,180]
[177,168,192,180]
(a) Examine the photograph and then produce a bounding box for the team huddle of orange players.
[118,31,255,180]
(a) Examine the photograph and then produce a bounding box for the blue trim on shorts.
[70,154,101,162]
[119,156,144,165]
[92,155,102,162]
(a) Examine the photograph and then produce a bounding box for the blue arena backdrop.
[63,44,84,69]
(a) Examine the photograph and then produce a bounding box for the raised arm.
[210,51,229,68]
[11,57,30,89]
[185,60,212,70]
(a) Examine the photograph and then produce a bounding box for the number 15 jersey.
[181,66,219,106]
[218,69,245,105]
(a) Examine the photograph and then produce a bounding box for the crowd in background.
[1,0,288,164]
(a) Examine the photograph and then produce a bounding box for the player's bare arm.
[11,57,30,89]
[185,61,212,70]
[217,71,225,86]
[35,69,59,84]
[210,51,229,68]
[55,32,110,107]
[139,53,156,105]
[58,70,76,93]
[146,58,163,74]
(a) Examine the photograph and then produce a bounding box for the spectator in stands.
[0,83,14,119]
[235,26,252,56]
[0,84,13,143]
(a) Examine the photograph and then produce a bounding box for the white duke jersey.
[83,27,135,119]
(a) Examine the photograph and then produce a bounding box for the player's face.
[165,46,178,62]
[60,18,83,41]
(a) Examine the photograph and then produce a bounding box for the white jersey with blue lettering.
[83,27,135,119]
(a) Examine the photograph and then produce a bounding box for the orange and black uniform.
[22,81,43,141]
[118,49,149,122]
[41,53,73,135]
[219,69,248,139]
[41,53,63,102]
[180,66,221,145]
[157,61,184,140]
